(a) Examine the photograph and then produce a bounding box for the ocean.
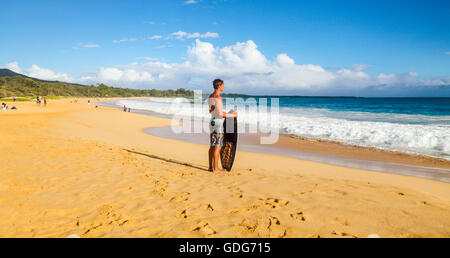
[113,97,450,160]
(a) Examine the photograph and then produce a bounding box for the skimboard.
[220,112,238,171]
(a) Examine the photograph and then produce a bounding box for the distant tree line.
[0,76,196,98]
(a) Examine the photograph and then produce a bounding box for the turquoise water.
[274,97,450,116]
[115,97,450,159]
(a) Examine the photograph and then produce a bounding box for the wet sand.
[114,105,449,182]
[146,125,450,183]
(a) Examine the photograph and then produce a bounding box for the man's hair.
[213,79,224,89]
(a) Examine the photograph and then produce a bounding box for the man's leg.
[208,146,214,171]
[213,145,223,173]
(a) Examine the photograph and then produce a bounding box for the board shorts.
[210,119,224,147]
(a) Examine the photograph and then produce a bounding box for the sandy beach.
[0,98,449,238]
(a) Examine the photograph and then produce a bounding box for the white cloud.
[445,51,450,55]
[184,0,197,4]
[4,62,23,73]
[84,44,100,48]
[169,31,219,40]
[140,57,159,61]
[113,38,137,43]
[200,32,219,38]
[1,62,74,82]
[72,43,101,50]
[27,64,74,82]
[170,31,189,40]
[5,40,449,96]
[73,39,450,95]
[96,67,154,82]
[149,35,163,40]
[352,64,369,71]
[276,54,294,66]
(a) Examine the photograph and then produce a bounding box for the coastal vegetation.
[0,69,249,99]
[0,75,194,98]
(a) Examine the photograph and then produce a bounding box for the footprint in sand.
[234,216,286,238]
[228,205,260,214]
[204,204,214,212]
[394,192,405,196]
[82,205,129,237]
[260,198,289,208]
[330,217,349,226]
[170,192,190,202]
[290,210,306,221]
[152,180,168,197]
[234,192,244,199]
[176,172,196,178]
[295,190,313,195]
[416,200,433,206]
[331,231,357,238]
[228,186,244,199]
[259,216,286,238]
[177,208,188,219]
[267,217,286,238]
[190,220,216,235]
[334,189,348,196]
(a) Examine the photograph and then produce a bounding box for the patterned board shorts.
[210,132,224,147]
[210,119,224,147]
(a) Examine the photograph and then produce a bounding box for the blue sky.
[1,0,449,96]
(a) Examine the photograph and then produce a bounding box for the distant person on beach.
[208,79,237,173]
[13,96,16,102]
[43,96,47,107]
[123,105,127,112]
[128,108,131,113]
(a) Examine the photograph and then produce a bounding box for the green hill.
[0,68,64,84]
[0,69,195,98]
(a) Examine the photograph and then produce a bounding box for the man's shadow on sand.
[123,149,210,172]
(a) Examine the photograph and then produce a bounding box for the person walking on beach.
[208,79,237,173]
[43,96,47,107]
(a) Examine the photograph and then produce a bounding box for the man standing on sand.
[208,79,237,173]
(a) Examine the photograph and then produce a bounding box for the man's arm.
[218,100,237,118]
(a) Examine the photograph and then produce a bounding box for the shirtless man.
[208,79,237,173]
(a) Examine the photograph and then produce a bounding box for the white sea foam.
[115,98,450,160]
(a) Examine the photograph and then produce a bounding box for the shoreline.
[1,98,449,237]
[145,124,450,183]
[284,134,450,169]
[102,98,450,168]
[101,100,450,182]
